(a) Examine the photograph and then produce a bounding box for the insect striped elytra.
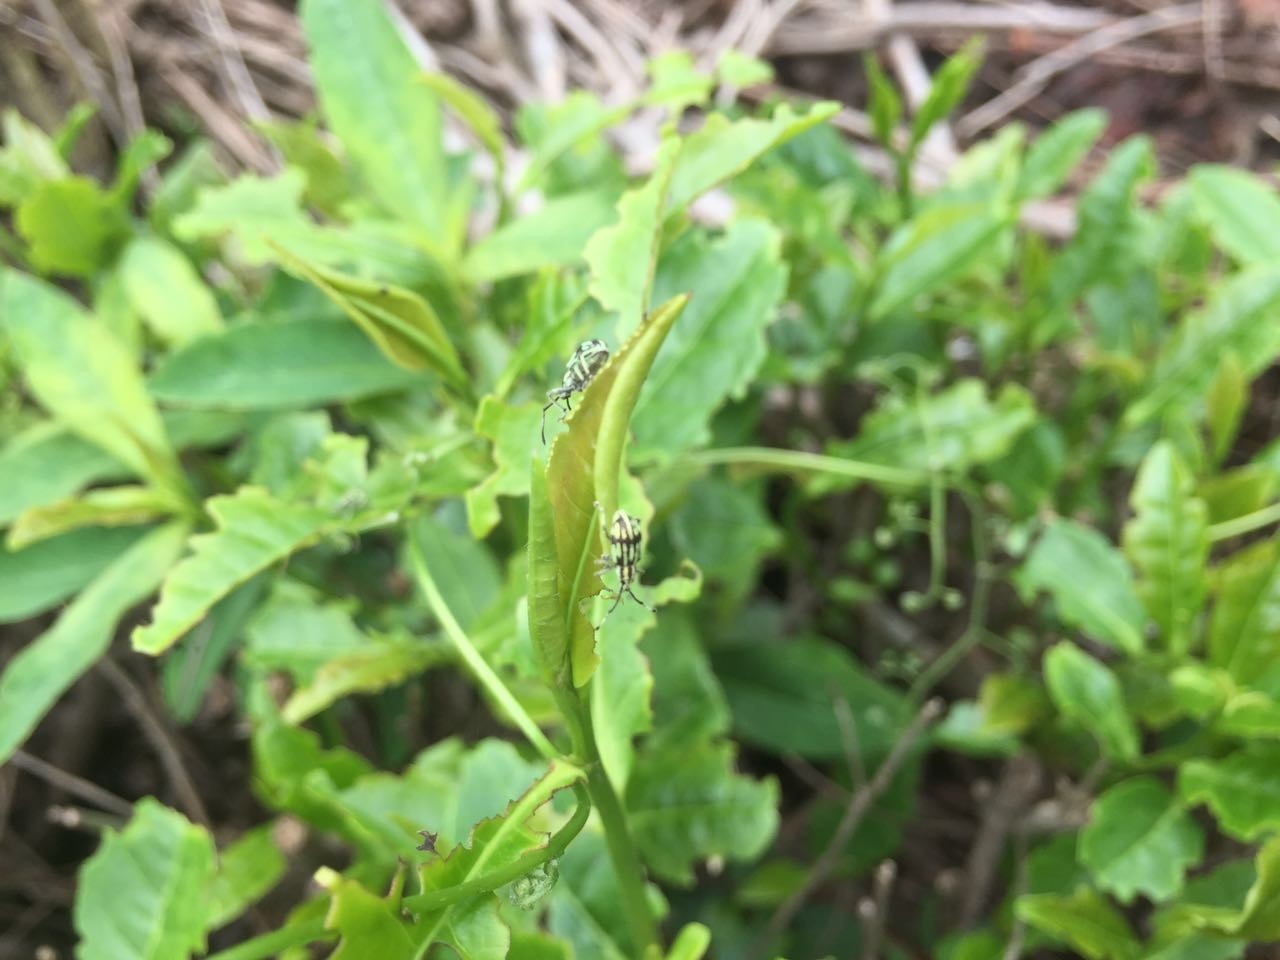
[541,339,609,443]
[596,507,651,620]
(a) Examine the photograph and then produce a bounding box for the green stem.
[205,920,332,960]
[409,535,558,762]
[1209,501,1280,542]
[684,447,927,488]
[403,782,592,912]
[580,700,658,955]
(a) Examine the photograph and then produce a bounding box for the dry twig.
[755,698,944,958]
[10,750,135,819]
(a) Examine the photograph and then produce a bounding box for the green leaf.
[1180,744,1280,840]
[584,137,680,333]
[1206,351,1248,465]
[863,54,902,149]
[626,740,778,885]
[463,189,619,283]
[668,476,780,607]
[284,637,442,724]
[1188,164,1280,264]
[132,487,333,655]
[0,424,126,526]
[0,271,185,498]
[528,461,569,690]
[630,220,786,460]
[0,523,186,764]
[74,799,216,960]
[0,526,145,624]
[149,318,424,410]
[1048,136,1154,310]
[271,244,467,394]
[644,609,731,749]
[665,923,712,960]
[1043,643,1140,762]
[1079,777,1203,904]
[589,587,658,790]
[829,380,1036,476]
[711,637,909,762]
[1230,837,1280,941]
[118,235,224,346]
[420,72,506,186]
[546,295,688,686]
[16,176,128,276]
[665,102,840,212]
[870,201,1010,319]
[7,485,177,550]
[1121,441,1209,656]
[172,169,321,264]
[1016,519,1146,653]
[322,872,415,960]
[0,108,68,205]
[909,39,981,149]
[465,398,541,537]
[547,829,657,960]
[163,575,268,724]
[716,50,773,89]
[1210,540,1280,682]
[1125,267,1280,426]
[300,0,451,251]
[1017,108,1107,200]
[207,825,287,931]
[644,52,714,115]
[1015,887,1139,960]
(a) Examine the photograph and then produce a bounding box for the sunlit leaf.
[1015,887,1139,960]
[1180,744,1280,840]
[1188,165,1280,265]
[74,799,215,960]
[1209,540,1280,683]
[118,235,224,346]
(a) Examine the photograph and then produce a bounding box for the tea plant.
[4,0,1280,958]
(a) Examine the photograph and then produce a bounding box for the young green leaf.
[172,169,323,264]
[1188,165,1280,265]
[206,825,287,932]
[271,243,468,395]
[463,189,620,283]
[1209,540,1280,682]
[466,398,541,537]
[16,175,128,276]
[1043,643,1140,762]
[0,526,145,624]
[150,318,424,410]
[1206,351,1248,466]
[625,740,778,886]
[74,799,216,960]
[118,235,224,346]
[1017,108,1107,201]
[132,487,333,655]
[1016,519,1146,654]
[320,871,416,960]
[0,424,127,526]
[1122,441,1209,657]
[584,137,681,334]
[1125,266,1280,427]
[0,271,186,500]
[1180,744,1280,840]
[7,485,179,550]
[1014,887,1140,960]
[528,461,570,691]
[909,39,981,150]
[546,294,688,686]
[863,54,902,149]
[300,0,452,253]
[420,71,506,189]
[665,101,840,212]
[870,200,1011,319]
[630,220,786,461]
[827,380,1036,477]
[1079,777,1204,904]
[0,523,186,764]
[283,638,443,724]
